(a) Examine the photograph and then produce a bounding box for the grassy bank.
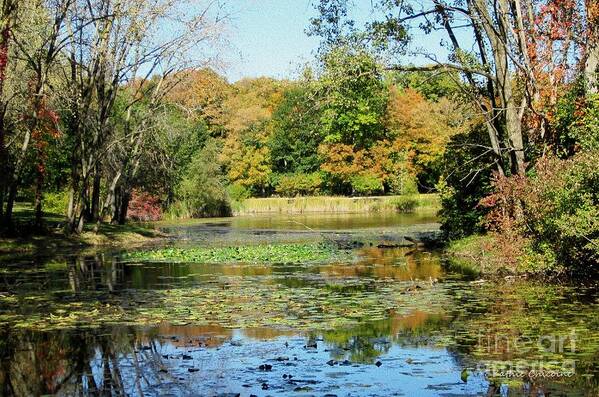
[234,194,440,215]
[444,234,563,277]
[444,236,488,276]
[0,223,166,254]
[0,205,165,254]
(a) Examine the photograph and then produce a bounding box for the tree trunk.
[117,189,130,225]
[473,0,526,175]
[4,179,16,228]
[586,0,599,94]
[66,158,82,234]
[0,16,13,223]
[90,165,101,222]
[111,186,124,225]
[0,181,4,220]
[34,168,43,229]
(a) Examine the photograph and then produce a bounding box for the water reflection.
[0,316,484,396]
[161,212,440,233]
[1,245,599,395]
[0,247,445,294]
[1,310,595,396]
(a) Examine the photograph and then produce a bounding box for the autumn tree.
[167,68,231,135]
[220,77,287,195]
[311,0,588,175]
[386,85,470,189]
[1,0,72,228]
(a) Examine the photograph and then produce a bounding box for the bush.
[127,190,163,221]
[170,140,232,218]
[227,183,251,202]
[481,151,599,273]
[552,87,599,155]
[438,126,496,239]
[391,195,419,213]
[388,172,419,195]
[350,174,384,196]
[43,191,69,216]
[274,172,323,197]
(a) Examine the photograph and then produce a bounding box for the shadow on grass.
[1,205,162,254]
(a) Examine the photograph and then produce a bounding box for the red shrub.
[127,190,163,221]
[479,152,599,272]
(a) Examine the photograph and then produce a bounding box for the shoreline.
[0,223,168,255]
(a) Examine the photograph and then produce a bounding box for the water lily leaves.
[123,243,354,265]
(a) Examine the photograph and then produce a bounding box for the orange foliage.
[167,68,231,126]
[385,87,459,170]
[223,77,288,133]
[29,97,60,175]
[219,78,288,191]
[318,86,463,190]
[318,140,413,187]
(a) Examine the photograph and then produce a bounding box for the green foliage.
[124,243,351,264]
[274,172,323,197]
[268,86,322,174]
[552,86,599,155]
[438,125,496,240]
[350,174,384,196]
[137,104,210,204]
[540,153,599,268]
[390,71,461,102]
[42,191,69,216]
[315,45,388,149]
[226,183,251,202]
[388,172,418,195]
[169,140,231,218]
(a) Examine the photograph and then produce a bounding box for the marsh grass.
[235,194,440,215]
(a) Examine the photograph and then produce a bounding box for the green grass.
[124,243,353,264]
[235,194,440,215]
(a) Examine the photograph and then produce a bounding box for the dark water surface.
[1,214,598,396]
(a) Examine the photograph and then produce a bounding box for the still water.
[0,213,598,396]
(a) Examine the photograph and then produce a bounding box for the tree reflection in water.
[0,326,168,396]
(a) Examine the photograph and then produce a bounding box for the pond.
[0,213,598,396]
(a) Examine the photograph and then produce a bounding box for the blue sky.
[223,0,457,82]
[224,0,320,81]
